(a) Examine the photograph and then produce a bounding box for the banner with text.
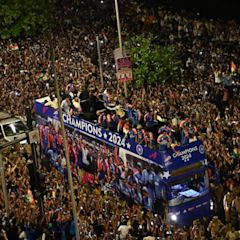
[35,100,206,174]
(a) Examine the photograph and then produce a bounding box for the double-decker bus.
[34,97,213,227]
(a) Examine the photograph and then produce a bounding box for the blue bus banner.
[34,101,207,173]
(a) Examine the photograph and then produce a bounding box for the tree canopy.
[0,0,50,39]
[125,34,181,87]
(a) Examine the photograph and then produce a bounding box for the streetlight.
[49,34,80,240]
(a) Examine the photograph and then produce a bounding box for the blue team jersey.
[148,171,156,186]
[142,169,149,185]
[137,130,144,142]
[133,170,142,184]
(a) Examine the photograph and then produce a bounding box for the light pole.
[0,151,9,216]
[49,34,80,240]
[114,0,128,97]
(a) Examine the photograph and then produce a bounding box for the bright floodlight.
[171,214,177,222]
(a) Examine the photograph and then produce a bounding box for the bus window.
[169,171,208,205]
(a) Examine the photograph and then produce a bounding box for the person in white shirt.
[19,231,27,240]
[61,96,71,114]
[117,221,131,240]
[72,96,81,111]
[45,95,58,109]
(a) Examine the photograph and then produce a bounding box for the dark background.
[141,0,239,21]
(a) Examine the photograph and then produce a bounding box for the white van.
[0,112,28,144]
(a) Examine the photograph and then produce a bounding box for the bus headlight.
[171,214,177,222]
[210,200,214,210]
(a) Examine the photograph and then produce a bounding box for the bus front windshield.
[169,171,208,205]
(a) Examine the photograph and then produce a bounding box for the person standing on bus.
[179,118,188,143]
[61,96,71,114]
[157,127,172,153]
[144,129,155,148]
[136,124,145,144]
[127,125,137,140]
[144,107,155,130]
[133,106,142,127]
[123,120,130,137]
[126,99,135,124]
[108,111,119,132]
[117,118,124,135]
[71,96,82,116]
[106,110,117,131]
[98,111,107,129]
[188,121,198,143]
[180,119,198,145]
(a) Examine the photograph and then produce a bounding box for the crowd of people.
[0,144,239,240]
[1,0,240,239]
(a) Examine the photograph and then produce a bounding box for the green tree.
[0,0,50,39]
[125,34,181,87]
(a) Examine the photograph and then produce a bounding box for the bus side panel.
[168,193,212,227]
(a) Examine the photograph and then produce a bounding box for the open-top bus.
[34,97,213,227]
